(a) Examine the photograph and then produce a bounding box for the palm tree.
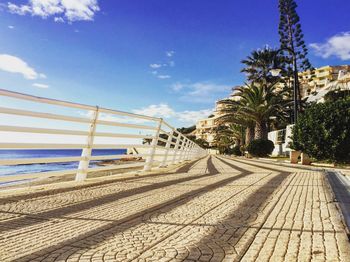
[213,133,232,154]
[241,46,287,84]
[232,82,289,139]
[216,101,254,145]
[215,124,245,147]
[216,47,290,146]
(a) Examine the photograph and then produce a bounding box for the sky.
[0,0,350,128]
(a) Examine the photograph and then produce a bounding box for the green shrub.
[291,98,350,163]
[231,146,242,156]
[247,139,274,157]
[324,89,350,102]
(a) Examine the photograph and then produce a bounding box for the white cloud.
[150,63,162,69]
[79,110,151,125]
[33,83,49,88]
[310,32,350,60]
[133,104,175,119]
[172,83,184,92]
[7,0,100,23]
[54,17,65,23]
[133,104,213,125]
[8,25,15,29]
[81,103,212,126]
[0,54,45,80]
[171,81,231,103]
[178,109,213,124]
[157,75,171,79]
[166,51,175,57]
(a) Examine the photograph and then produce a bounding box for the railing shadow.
[230,156,324,172]
[0,158,212,234]
[0,157,206,205]
[219,156,296,173]
[183,170,291,261]
[13,156,252,261]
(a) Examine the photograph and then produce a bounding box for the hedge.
[291,98,350,163]
[247,139,274,157]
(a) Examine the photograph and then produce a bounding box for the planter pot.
[301,153,311,165]
[290,150,301,164]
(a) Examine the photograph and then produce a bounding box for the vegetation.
[194,138,210,149]
[278,0,313,73]
[213,124,245,154]
[177,125,196,134]
[212,1,316,157]
[247,139,275,157]
[291,98,350,163]
[241,46,287,84]
[232,83,289,140]
[217,47,289,148]
[324,89,350,102]
[231,146,242,156]
[278,0,314,104]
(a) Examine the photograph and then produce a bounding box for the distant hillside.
[177,125,196,134]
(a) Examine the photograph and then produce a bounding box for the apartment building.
[194,94,231,144]
[300,65,350,97]
[195,116,218,146]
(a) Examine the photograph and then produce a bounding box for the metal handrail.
[0,88,207,185]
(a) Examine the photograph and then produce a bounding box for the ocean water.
[0,149,127,178]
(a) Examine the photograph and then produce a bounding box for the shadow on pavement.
[14,156,254,261]
[0,164,212,234]
[220,156,296,173]
[186,171,290,261]
[0,157,207,205]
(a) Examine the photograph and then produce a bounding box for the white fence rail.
[0,89,207,184]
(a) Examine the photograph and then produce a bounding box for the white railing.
[0,89,207,184]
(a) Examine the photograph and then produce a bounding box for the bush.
[231,146,242,156]
[247,139,274,157]
[324,89,350,102]
[291,98,350,163]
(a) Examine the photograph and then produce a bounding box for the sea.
[0,149,127,184]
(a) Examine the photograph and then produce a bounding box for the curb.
[325,170,350,239]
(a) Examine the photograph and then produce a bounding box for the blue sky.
[0,0,350,127]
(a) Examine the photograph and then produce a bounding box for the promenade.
[0,156,349,262]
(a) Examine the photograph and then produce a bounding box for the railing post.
[185,142,194,160]
[175,136,183,164]
[180,138,189,162]
[195,147,200,159]
[178,137,187,162]
[143,119,162,172]
[171,133,181,165]
[188,142,196,160]
[159,129,174,168]
[75,106,99,182]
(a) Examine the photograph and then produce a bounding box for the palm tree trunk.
[235,139,241,148]
[254,121,268,140]
[245,126,255,145]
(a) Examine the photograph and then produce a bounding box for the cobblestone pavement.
[0,156,349,262]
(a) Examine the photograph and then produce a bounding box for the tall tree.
[216,98,255,146]
[234,82,290,140]
[278,0,313,75]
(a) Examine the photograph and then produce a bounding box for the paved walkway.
[0,156,349,262]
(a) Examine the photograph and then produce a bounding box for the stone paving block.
[0,156,349,262]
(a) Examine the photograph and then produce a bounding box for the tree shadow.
[182,171,290,261]
[13,157,253,261]
[220,156,295,173]
[230,156,324,172]
[0,165,212,234]
[0,157,206,205]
